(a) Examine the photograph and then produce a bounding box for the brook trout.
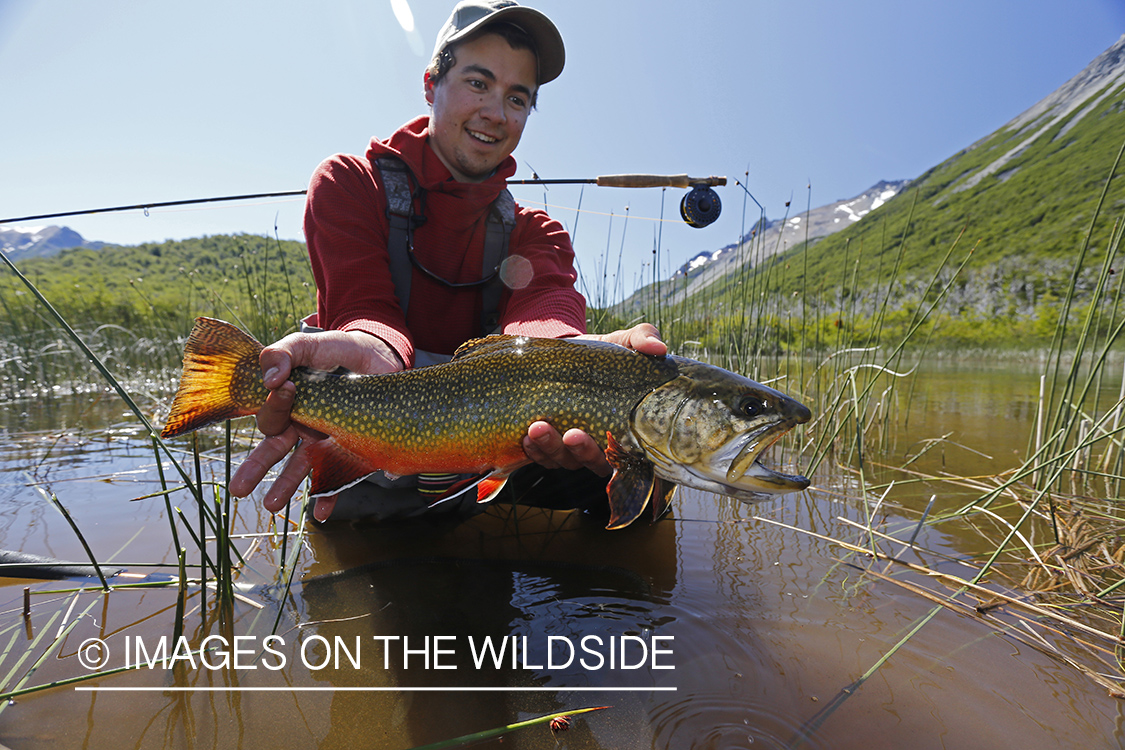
[161,318,812,529]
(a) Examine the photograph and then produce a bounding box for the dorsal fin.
[451,334,634,363]
[451,334,523,361]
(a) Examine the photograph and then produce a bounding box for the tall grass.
[0,233,313,400]
[581,139,1125,703]
[4,137,1125,735]
[0,237,307,707]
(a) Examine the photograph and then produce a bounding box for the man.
[229,0,665,521]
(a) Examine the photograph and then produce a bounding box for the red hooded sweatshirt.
[303,116,587,368]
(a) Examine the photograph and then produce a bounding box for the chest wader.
[302,155,516,521]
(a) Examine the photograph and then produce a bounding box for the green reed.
[0,237,280,703]
[0,234,313,399]
[803,139,1125,717]
[581,138,1125,640]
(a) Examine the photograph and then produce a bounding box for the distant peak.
[0,224,105,261]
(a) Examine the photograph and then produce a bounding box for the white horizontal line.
[75,686,676,693]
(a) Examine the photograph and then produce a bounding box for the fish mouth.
[717,422,809,495]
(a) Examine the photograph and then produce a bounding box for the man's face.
[425,32,538,183]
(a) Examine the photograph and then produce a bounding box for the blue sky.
[1,0,1123,297]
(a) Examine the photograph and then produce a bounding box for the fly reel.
[508,173,727,229]
[679,184,722,228]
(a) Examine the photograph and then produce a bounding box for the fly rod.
[0,174,727,229]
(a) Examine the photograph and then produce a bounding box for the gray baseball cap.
[432,0,565,85]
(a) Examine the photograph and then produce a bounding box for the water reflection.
[292,508,678,747]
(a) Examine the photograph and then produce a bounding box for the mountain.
[773,34,1125,296]
[679,178,908,279]
[661,32,1125,321]
[619,178,909,311]
[0,225,107,262]
[952,35,1125,196]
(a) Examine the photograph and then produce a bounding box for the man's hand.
[228,330,402,521]
[575,322,667,358]
[522,323,666,476]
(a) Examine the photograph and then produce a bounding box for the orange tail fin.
[161,317,269,438]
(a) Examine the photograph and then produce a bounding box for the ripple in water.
[649,692,827,750]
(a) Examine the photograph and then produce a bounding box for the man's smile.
[467,129,500,144]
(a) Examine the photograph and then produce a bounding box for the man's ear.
[423,71,435,105]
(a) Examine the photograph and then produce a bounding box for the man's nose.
[478,93,507,123]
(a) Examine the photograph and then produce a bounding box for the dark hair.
[426,22,539,108]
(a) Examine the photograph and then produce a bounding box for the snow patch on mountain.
[669,179,909,288]
[0,225,106,261]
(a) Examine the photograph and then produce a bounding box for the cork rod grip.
[595,174,727,188]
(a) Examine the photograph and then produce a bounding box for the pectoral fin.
[605,432,656,530]
[475,472,511,503]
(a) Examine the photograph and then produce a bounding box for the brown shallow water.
[1,363,1125,749]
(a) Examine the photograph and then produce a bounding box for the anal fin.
[427,467,518,508]
[304,438,379,498]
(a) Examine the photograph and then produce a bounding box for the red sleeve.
[303,155,416,367]
[500,207,588,338]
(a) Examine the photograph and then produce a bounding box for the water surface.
[1,363,1123,749]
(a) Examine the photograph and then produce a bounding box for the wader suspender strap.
[481,190,515,333]
[376,156,418,321]
[374,155,515,336]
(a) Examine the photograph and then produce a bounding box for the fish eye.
[739,396,767,418]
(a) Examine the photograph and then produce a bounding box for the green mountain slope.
[787,88,1125,292]
[650,35,1125,353]
[793,33,1125,280]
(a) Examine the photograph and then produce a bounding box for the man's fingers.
[262,439,314,513]
[265,330,403,375]
[312,496,338,522]
[560,429,612,476]
[577,323,667,357]
[629,324,667,357]
[259,347,293,389]
[525,421,573,469]
[524,421,611,476]
[229,428,300,498]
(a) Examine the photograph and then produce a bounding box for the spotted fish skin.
[284,333,680,483]
[161,317,812,529]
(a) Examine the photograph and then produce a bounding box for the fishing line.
[515,198,685,224]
